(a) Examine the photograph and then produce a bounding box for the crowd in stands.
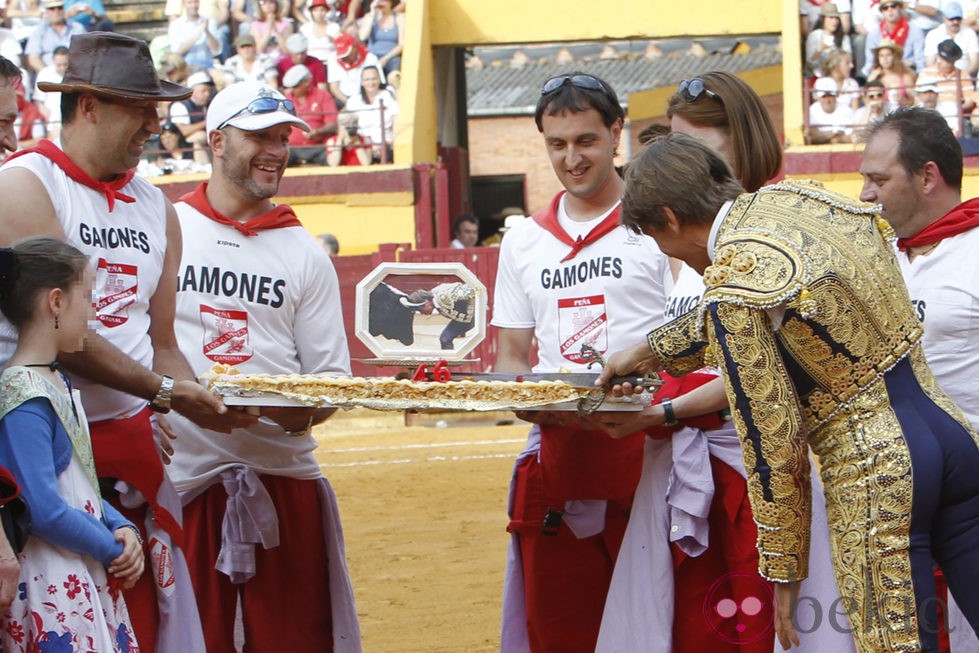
[0,0,401,170]
[803,0,979,143]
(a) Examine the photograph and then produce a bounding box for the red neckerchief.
[882,17,910,46]
[338,42,368,70]
[4,139,135,212]
[896,198,979,251]
[531,192,622,262]
[179,182,302,236]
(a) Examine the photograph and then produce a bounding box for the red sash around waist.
[89,407,184,547]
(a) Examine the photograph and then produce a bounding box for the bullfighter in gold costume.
[600,133,979,652]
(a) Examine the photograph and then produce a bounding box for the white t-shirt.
[491,193,671,372]
[896,228,979,427]
[299,20,341,61]
[809,101,857,135]
[166,196,351,493]
[344,88,398,148]
[0,147,168,421]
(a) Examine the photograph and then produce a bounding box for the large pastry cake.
[203,365,594,411]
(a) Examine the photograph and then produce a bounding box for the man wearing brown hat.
[0,31,256,653]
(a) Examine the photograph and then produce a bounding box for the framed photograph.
[355,262,487,361]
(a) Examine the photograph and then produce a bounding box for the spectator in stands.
[317,232,339,255]
[915,77,942,109]
[169,0,221,71]
[924,1,979,74]
[165,0,231,60]
[250,0,292,57]
[159,51,191,86]
[142,120,192,170]
[221,33,278,83]
[919,39,975,134]
[31,43,66,139]
[5,0,44,46]
[170,70,215,165]
[868,38,918,106]
[809,75,858,143]
[344,64,396,162]
[12,78,44,147]
[358,0,402,75]
[824,48,863,109]
[325,110,370,165]
[276,32,327,89]
[806,3,852,77]
[801,0,852,37]
[282,63,337,165]
[63,0,112,32]
[24,0,83,73]
[450,214,479,249]
[854,78,892,126]
[299,0,341,60]
[328,32,383,107]
[863,0,927,76]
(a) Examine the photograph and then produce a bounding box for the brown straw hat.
[37,32,191,101]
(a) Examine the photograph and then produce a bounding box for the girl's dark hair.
[0,237,89,329]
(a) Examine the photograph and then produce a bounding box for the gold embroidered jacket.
[646,180,932,582]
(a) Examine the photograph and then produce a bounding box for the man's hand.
[582,403,665,438]
[595,341,661,388]
[0,534,19,610]
[153,414,177,465]
[171,380,258,433]
[774,581,802,650]
[108,528,145,590]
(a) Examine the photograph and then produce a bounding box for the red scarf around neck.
[4,139,135,212]
[179,182,302,236]
[897,198,979,251]
[882,17,910,46]
[532,193,623,262]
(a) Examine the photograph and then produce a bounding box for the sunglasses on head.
[678,78,723,104]
[540,73,606,96]
[217,97,297,130]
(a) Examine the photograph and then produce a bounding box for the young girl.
[0,237,143,652]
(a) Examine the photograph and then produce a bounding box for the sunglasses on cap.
[678,78,723,104]
[217,96,297,130]
[540,73,606,96]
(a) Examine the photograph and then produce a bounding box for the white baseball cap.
[206,81,310,134]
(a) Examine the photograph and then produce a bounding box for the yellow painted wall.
[427,0,781,46]
[291,202,417,255]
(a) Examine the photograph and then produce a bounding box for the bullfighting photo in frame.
[355,262,487,361]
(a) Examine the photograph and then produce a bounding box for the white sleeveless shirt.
[0,149,168,421]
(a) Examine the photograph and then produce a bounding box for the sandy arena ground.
[313,408,528,652]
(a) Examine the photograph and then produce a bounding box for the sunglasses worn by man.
[216,97,297,130]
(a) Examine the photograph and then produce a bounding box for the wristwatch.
[660,397,678,427]
[149,375,175,413]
